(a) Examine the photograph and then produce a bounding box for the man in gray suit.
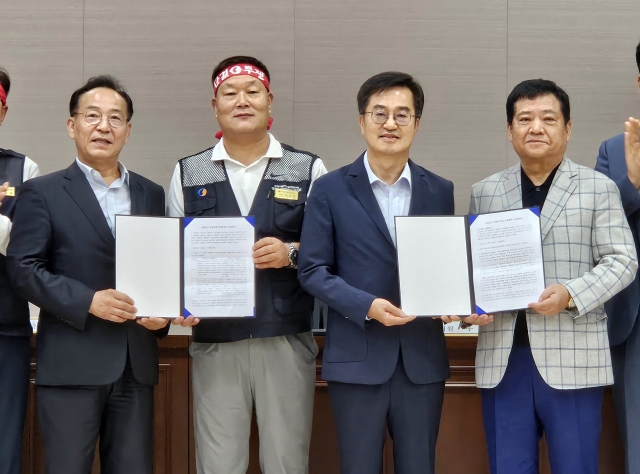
[454,79,637,474]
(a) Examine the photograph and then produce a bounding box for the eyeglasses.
[75,111,127,128]
[364,107,415,126]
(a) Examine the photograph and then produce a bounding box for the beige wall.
[2,0,640,213]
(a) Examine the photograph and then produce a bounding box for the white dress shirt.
[168,133,327,218]
[76,158,131,235]
[0,156,40,255]
[363,152,412,246]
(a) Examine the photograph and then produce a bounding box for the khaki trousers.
[191,332,317,474]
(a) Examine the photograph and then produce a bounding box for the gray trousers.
[191,332,317,474]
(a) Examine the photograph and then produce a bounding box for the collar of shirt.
[521,162,560,196]
[212,132,283,168]
[75,157,130,188]
[363,152,412,190]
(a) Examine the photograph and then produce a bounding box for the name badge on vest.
[273,187,299,201]
[4,187,15,197]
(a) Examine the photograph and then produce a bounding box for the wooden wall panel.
[0,0,83,175]
[507,0,640,168]
[0,1,638,203]
[293,0,508,213]
[82,0,295,190]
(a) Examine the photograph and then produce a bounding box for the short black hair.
[211,56,271,90]
[357,72,425,119]
[636,40,640,74]
[69,75,134,121]
[506,79,570,125]
[0,67,10,96]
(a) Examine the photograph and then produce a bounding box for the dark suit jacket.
[6,161,167,386]
[298,154,453,385]
[596,134,640,346]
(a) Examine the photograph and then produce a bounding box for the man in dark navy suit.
[595,39,640,474]
[298,71,454,474]
[7,75,168,474]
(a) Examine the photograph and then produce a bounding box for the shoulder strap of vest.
[279,143,319,182]
[179,147,228,188]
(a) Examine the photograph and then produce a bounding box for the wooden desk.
[21,335,624,473]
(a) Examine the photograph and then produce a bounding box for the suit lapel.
[407,160,440,216]
[347,154,395,247]
[539,158,577,240]
[63,162,114,246]
[501,164,523,211]
[129,173,146,215]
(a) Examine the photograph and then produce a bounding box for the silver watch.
[285,242,298,268]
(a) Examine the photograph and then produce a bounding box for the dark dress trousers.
[298,154,453,474]
[6,161,167,474]
[595,134,640,474]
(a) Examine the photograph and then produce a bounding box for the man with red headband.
[168,55,327,474]
[0,66,40,474]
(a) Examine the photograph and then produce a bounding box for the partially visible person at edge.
[0,66,40,474]
[594,39,640,474]
[168,55,327,474]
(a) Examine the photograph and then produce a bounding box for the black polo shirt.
[513,163,560,347]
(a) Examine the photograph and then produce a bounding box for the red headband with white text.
[213,63,270,97]
[0,85,6,106]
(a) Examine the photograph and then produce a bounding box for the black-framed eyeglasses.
[364,107,415,126]
[75,111,127,129]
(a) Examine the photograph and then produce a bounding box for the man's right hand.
[89,289,137,323]
[367,298,416,326]
[0,182,8,206]
[625,117,640,187]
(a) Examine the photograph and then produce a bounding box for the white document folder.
[396,208,545,316]
[115,215,255,318]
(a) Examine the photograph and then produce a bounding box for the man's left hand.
[137,317,170,330]
[252,237,290,269]
[528,284,571,316]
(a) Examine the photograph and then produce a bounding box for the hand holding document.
[527,283,571,316]
[115,216,255,319]
[88,288,137,323]
[396,208,545,316]
[367,298,416,326]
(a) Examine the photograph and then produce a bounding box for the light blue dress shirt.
[76,158,131,236]
[363,152,412,246]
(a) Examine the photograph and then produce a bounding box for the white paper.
[115,216,181,318]
[469,209,545,314]
[396,216,473,316]
[183,217,255,318]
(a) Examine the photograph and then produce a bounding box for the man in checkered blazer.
[464,79,637,474]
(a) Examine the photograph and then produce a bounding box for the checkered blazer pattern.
[470,157,637,389]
